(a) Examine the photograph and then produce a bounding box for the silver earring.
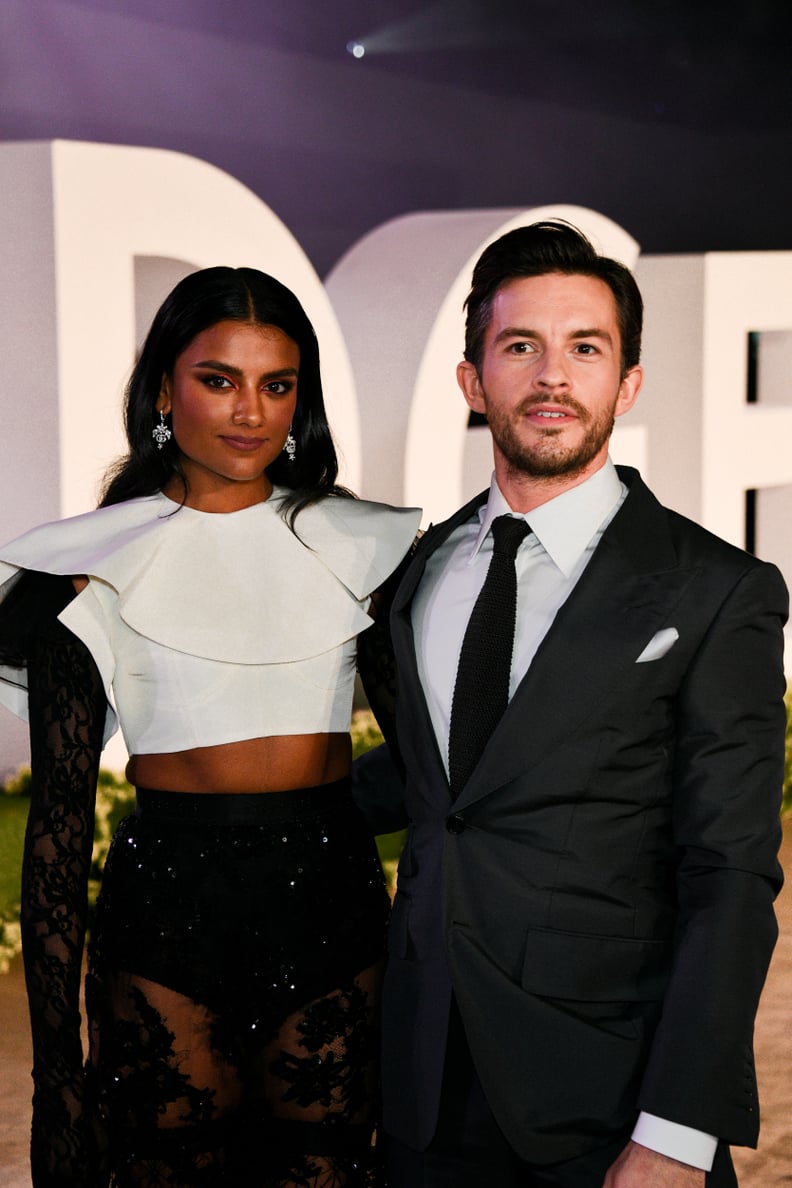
[152,410,172,450]
[284,429,297,463]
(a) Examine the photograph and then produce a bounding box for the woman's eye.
[203,374,233,390]
[265,380,292,395]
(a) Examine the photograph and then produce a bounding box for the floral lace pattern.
[24,617,107,1185]
[86,966,384,1186]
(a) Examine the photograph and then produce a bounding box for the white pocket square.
[636,627,679,663]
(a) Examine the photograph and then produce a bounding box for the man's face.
[457,272,642,488]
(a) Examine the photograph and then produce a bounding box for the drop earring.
[152,409,172,450]
[284,428,297,463]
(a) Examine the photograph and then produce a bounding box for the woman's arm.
[23,616,106,1186]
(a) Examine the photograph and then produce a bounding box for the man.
[356,221,786,1187]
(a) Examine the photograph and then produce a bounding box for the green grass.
[351,712,407,891]
[0,797,27,909]
[0,797,27,972]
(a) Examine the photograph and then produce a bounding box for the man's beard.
[484,393,617,480]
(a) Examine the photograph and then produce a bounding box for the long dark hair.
[100,266,350,521]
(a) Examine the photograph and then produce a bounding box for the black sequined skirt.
[89,778,390,1039]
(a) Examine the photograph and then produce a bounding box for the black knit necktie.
[448,515,530,794]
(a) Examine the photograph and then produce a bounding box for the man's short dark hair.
[463,220,643,377]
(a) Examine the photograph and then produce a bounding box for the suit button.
[446,814,466,834]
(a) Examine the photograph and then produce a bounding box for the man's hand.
[602,1141,706,1187]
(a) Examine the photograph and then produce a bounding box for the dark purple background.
[1,0,791,275]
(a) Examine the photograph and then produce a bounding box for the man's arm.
[630,1113,715,1172]
[602,561,787,1185]
[635,560,787,1145]
[352,742,409,836]
[603,1142,704,1187]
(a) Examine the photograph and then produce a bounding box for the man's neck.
[494,455,610,514]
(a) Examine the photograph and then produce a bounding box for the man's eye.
[575,343,598,355]
[509,342,534,354]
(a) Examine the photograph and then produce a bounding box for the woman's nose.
[231,385,264,426]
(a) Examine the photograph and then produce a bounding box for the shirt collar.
[471,458,626,577]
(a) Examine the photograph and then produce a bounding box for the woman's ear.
[157,375,172,415]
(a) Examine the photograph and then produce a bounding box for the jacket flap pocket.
[521,927,668,1002]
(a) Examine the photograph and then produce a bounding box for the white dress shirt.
[411,458,717,1172]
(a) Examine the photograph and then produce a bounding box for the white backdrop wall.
[1,140,790,776]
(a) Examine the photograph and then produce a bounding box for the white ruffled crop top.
[0,489,421,753]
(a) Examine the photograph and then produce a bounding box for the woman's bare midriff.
[126,732,352,794]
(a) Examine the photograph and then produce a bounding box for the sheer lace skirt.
[87,780,389,1187]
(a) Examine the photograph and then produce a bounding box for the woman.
[0,267,420,1187]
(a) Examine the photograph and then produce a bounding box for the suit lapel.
[451,470,698,810]
[391,492,488,793]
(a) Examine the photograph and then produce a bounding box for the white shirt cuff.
[631,1111,718,1171]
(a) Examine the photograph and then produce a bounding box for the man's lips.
[522,405,578,424]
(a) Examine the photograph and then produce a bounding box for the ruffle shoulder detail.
[0,492,421,665]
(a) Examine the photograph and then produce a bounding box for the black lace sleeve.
[3,573,108,1185]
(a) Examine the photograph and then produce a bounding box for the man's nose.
[534,347,570,388]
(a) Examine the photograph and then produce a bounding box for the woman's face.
[158,319,299,511]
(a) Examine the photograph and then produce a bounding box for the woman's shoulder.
[284,489,421,542]
[282,491,422,597]
[0,495,169,583]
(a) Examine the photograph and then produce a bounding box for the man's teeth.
[535,410,566,418]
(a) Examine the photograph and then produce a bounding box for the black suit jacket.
[363,467,787,1164]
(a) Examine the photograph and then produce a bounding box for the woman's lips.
[221,436,266,451]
